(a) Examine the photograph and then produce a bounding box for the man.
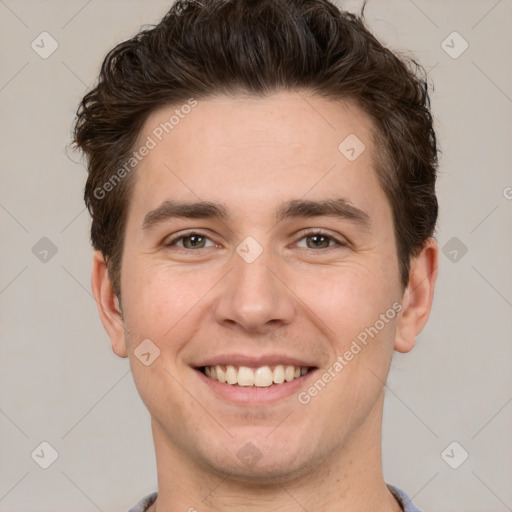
[73,0,438,510]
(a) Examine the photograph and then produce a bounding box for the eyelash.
[164,229,347,251]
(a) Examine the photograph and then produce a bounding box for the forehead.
[128,91,388,225]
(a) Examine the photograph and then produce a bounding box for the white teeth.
[273,365,285,384]
[237,366,255,386]
[226,365,237,385]
[203,364,310,386]
[284,365,295,382]
[254,366,273,387]
[216,365,226,383]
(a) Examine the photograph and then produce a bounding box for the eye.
[165,232,216,249]
[295,230,346,249]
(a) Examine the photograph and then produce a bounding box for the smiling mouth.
[199,365,314,387]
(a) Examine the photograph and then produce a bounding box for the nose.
[213,245,296,335]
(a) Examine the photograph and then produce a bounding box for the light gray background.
[1,1,511,511]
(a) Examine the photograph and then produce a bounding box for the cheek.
[130,358,207,445]
[292,262,398,344]
[296,270,398,432]
[121,260,208,340]
[120,263,207,418]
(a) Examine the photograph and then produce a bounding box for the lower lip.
[195,368,317,405]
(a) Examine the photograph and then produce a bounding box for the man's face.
[115,92,407,481]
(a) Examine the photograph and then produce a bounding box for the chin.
[209,454,316,485]
[197,432,326,485]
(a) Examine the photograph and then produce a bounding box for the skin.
[92,91,438,512]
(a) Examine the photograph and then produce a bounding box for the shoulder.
[388,484,423,512]
[126,492,158,512]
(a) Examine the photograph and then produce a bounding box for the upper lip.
[195,353,316,368]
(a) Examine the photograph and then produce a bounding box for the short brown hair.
[73,0,438,296]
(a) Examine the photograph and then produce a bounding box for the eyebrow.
[142,200,229,230]
[142,198,371,231]
[275,198,371,230]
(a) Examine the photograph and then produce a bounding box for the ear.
[91,251,128,358]
[394,237,439,353]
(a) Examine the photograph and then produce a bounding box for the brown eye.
[296,231,343,250]
[165,232,216,249]
[181,234,207,249]
[305,234,332,249]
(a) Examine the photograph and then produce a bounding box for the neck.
[148,392,402,512]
